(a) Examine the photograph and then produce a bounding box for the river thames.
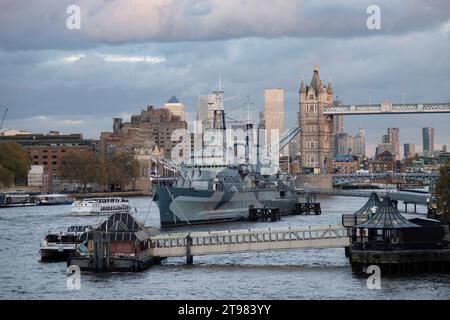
[1,195,449,299]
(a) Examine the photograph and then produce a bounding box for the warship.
[153,89,301,226]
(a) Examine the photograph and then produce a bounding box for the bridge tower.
[299,65,334,173]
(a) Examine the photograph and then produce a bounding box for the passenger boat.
[70,197,131,215]
[0,193,37,208]
[36,194,73,206]
[40,225,92,261]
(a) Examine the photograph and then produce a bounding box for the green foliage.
[435,159,450,223]
[0,142,30,188]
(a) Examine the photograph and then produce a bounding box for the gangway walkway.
[148,225,349,262]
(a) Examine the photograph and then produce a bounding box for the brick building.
[100,105,187,159]
[0,131,97,192]
[100,104,188,194]
[370,150,396,173]
[332,154,360,174]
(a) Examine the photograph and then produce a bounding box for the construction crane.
[0,107,8,132]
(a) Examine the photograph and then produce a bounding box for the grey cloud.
[1,0,450,50]
[1,3,449,151]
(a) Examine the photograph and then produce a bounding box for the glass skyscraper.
[422,127,434,157]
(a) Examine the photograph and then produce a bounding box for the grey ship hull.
[154,186,295,226]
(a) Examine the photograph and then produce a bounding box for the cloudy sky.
[1,0,449,156]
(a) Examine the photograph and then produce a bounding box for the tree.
[106,153,139,190]
[60,151,107,192]
[435,159,450,224]
[0,142,30,188]
[0,164,15,188]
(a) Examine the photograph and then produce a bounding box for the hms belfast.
[153,88,302,226]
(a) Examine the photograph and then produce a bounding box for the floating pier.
[349,249,450,274]
[348,197,449,274]
[68,212,164,272]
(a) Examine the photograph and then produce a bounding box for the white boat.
[70,197,131,215]
[36,194,73,206]
[40,225,92,261]
[0,193,37,208]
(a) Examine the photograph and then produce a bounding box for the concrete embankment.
[69,191,147,199]
[295,174,333,189]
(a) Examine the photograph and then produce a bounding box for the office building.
[403,143,416,159]
[264,88,285,156]
[422,127,434,157]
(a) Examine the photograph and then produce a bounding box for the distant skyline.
[1,1,449,151]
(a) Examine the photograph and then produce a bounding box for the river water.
[0,195,449,300]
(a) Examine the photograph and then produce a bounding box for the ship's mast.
[211,76,227,163]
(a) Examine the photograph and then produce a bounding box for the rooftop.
[355,197,420,229]
[166,96,180,104]
[353,192,382,216]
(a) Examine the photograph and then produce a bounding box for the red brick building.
[0,131,98,192]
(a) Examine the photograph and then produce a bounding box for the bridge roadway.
[332,172,439,186]
[148,225,349,259]
[296,188,432,205]
[323,102,450,115]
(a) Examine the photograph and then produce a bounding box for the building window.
[52,161,57,165]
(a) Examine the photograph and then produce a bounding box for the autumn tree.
[435,159,450,223]
[60,151,139,192]
[60,151,107,192]
[0,142,30,188]
[106,153,139,190]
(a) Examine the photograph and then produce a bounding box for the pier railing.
[148,225,350,258]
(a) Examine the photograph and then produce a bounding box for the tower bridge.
[323,102,450,115]
[298,65,450,173]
